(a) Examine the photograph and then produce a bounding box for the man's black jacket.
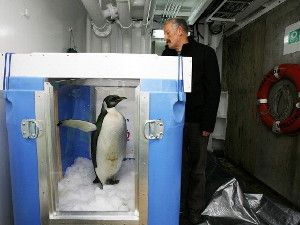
[162,37,221,132]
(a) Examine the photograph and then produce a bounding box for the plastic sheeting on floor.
[200,178,300,225]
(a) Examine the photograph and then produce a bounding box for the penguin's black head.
[103,95,127,108]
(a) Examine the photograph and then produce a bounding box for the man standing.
[162,18,221,225]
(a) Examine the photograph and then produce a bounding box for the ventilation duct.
[81,0,114,37]
[81,0,106,27]
[143,0,157,31]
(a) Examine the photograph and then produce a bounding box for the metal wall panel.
[88,23,151,54]
[0,0,86,53]
[223,0,300,208]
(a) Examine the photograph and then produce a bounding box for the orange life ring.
[257,64,300,134]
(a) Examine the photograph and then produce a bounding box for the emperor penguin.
[59,95,127,189]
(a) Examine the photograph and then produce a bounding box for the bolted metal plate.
[144,120,164,140]
[21,119,41,139]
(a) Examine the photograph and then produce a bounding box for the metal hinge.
[21,119,41,139]
[144,120,164,140]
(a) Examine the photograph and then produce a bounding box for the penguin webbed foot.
[93,176,104,189]
[93,176,100,184]
[106,178,119,185]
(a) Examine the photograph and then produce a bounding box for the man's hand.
[202,131,211,137]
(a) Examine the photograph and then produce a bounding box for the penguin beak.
[118,96,127,101]
[115,96,126,104]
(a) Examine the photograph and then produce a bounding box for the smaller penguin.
[58,95,127,189]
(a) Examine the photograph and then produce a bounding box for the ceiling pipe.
[172,0,182,18]
[205,0,235,23]
[142,0,157,32]
[116,0,133,28]
[161,0,171,19]
[165,0,174,19]
[206,0,228,23]
[187,0,214,25]
[225,0,287,36]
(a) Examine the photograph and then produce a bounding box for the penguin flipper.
[59,119,97,132]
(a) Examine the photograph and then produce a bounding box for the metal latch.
[21,119,41,139]
[144,120,164,140]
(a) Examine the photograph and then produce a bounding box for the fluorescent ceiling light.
[152,29,190,39]
[152,29,165,39]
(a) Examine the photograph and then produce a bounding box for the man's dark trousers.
[181,122,209,213]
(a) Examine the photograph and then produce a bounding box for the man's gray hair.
[165,18,189,34]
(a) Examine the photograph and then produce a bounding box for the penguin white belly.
[95,108,126,184]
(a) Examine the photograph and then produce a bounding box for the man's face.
[163,22,180,50]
